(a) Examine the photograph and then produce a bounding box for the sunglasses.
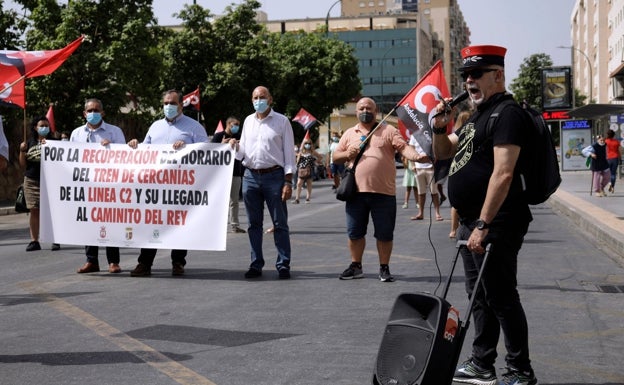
[460,68,497,81]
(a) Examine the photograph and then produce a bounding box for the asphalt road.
[1,171,623,385]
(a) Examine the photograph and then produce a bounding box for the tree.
[16,0,166,137]
[509,53,553,111]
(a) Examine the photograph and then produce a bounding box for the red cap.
[460,45,507,70]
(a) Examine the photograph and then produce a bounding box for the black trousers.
[457,221,533,372]
[137,248,187,267]
[85,246,120,264]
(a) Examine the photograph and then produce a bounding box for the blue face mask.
[230,125,240,134]
[304,144,311,150]
[164,104,179,120]
[37,126,50,137]
[86,112,102,125]
[253,99,269,114]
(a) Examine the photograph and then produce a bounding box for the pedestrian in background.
[293,137,323,204]
[432,44,538,385]
[332,97,423,282]
[588,134,610,197]
[212,116,246,233]
[127,89,209,277]
[18,116,60,252]
[328,131,344,191]
[231,86,296,280]
[401,155,418,209]
[409,135,443,221]
[70,98,125,274]
[605,129,621,193]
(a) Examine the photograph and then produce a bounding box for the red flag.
[0,36,84,108]
[0,78,25,108]
[292,108,317,130]
[46,105,56,133]
[395,60,452,157]
[299,129,311,151]
[183,87,200,111]
[215,120,224,133]
[25,36,84,78]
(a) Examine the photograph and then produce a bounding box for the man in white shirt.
[71,98,126,274]
[232,86,296,279]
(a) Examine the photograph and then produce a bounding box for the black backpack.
[486,100,561,205]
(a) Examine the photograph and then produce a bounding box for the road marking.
[18,281,218,385]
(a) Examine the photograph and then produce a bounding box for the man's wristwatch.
[475,219,489,230]
[432,126,447,135]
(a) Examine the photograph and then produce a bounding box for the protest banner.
[39,141,233,251]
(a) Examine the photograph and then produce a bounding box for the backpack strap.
[485,99,517,137]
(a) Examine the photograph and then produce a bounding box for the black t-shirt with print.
[448,93,532,226]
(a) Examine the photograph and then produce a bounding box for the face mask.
[37,126,50,137]
[358,112,374,124]
[164,104,179,120]
[230,125,240,134]
[86,112,102,125]
[253,99,269,114]
[62,138,69,141]
[332,137,339,143]
[304,144,311,150]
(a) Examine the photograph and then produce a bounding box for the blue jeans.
[607,158,619,187]
[243,168,291,271]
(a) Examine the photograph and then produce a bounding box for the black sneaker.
[499,367,538,385]
[130,263,151,277]
[51,243,60,251]
[453,358,497,385]
[339,263,363,280]
[278,268,291,279]
[172,263,185,276]
[379,265,395,282]
[26,241,41,252]
[244,268,262,278]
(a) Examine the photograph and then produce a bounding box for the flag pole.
[22,104,27,143]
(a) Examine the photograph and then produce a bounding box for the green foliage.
[2,0,361,142]
[15,0,165,137]
[509,53,553,111]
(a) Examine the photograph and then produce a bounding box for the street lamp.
[325,0,341,37]
[324,0,341,149]
[558,45,593,104]
[380,45,395,115]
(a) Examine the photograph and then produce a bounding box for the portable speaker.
[373,293,458,385]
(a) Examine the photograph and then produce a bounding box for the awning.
[567,104,624,119]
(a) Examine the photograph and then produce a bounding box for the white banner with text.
[40,141,233,251]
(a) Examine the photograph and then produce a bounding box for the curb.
[0,206,16,216]
[548,189,624,265]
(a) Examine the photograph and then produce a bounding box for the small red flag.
[46,105,56,133]
[292,108,317,130]
[215,120,224,133]
[183,87,201,111]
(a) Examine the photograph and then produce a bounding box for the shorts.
[416,168,436,194]
[330,163,345,176]
[345,193,396,241]
[23,176,40,209]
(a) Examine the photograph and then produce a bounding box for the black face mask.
[358,112,374,124]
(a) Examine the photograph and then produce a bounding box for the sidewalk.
[2,170,623,263]
[549,170,624,264]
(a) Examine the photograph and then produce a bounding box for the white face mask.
[164,104,179,120]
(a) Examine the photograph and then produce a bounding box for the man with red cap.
[431,45,538,385]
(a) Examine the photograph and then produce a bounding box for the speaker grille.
[375,325,434,385]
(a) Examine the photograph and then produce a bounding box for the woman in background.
[19,116,60,251]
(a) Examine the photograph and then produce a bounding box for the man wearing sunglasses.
[431,45,538,385]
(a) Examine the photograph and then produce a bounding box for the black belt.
[248,165,282,174]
